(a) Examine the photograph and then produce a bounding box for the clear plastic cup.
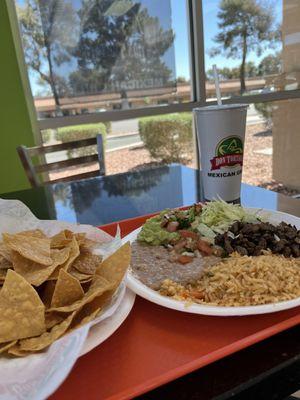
[194,104,248,202]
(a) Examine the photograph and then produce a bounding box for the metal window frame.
[10,0,300,131]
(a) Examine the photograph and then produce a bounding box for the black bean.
[231,221,240,234]
[258,238,267,249]
[216,220,299,258]
[241,225,254,234]
[224,240,234,254]
[283,247,292,257]
[235,246,248,256]
[214,234,224,246]
[253,248,263,256]
[291,244,300,258]
[285,231,296,240]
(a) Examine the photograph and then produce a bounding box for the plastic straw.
[212,64,222,106]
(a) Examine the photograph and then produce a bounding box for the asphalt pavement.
[108,104,264,150]
[46,104,264,162]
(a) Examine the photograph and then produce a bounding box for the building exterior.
[272,0,300,190]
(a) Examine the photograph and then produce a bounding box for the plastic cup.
[193,104,248,202]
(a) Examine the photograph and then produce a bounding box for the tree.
[17,0,77,110]
[258,52,282,76]
[211,0,278,93]
[177,76,189,84]
[69,0,174,98]
[206,62,258,80]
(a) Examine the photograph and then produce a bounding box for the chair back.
[17,134,105,187]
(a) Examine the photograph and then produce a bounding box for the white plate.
[80,288,135,356]
[126,208,300,316]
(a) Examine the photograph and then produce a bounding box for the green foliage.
[211,0,278,93]
[103,121,112,134]
[17,0,77,107]
[258,52,282,76]
[69,2,174,94]
[41,129,51,144]
[55,123,106,158]
[254,103,274,126]
[206,61,258,80]
[139,113,193,164]
[177,76,189,83]
[206,52,281,83]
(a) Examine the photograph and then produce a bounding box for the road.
[46,104,265,163]
[109,104,264,150]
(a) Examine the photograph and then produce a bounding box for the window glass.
[242,100,300,196]
[203,0,300,99]
[15,0,191,118]
[41,112,197,180]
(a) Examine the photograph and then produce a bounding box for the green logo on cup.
[210,136,243,171]
[216,136,243,156]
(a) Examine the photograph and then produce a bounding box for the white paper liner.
[0,199,126,400]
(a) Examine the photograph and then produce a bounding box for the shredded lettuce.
[138,200,263,245]
[195,199,262,236]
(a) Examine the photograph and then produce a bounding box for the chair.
[17,134,105,187]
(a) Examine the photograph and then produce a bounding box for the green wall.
[0,1,37,194]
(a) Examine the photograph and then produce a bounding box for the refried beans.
[131,241,221,290]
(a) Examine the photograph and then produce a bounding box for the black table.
[2,164,300,223]
[1,165,300,400]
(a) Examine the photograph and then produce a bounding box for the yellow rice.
[159,254,300,306]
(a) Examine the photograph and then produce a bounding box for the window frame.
[9,0,300,131]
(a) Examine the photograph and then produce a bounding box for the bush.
[55,123,106,158]
[103,121,112,134]
[41,129,51,144]
[254,103,274,128]
[139,113,193,164]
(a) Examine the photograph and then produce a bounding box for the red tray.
[50,214,300,400]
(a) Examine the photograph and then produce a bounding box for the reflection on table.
[1,165,299,225]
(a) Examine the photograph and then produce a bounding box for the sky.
[16,0,283,95]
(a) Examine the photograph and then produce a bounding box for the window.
[15,0,191,118]
[41,113,197,177]
[203,0,300,99]
[12,0,300,195]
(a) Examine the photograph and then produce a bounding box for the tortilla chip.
[21,229,47,238]
[70,286,115,329]
[51,230,72,248]
[74,232,86,244]
[69,268,93,283]
[49,236,80,280]
[65,236,81,271]
[79,238,98,253]
[71,307,102,330]
[0,255,11,270]
[45,312,66,330]
[47,275,113,313]
[72,253,102,275]
[7,345,32,357]
[18,312,75,352]
[0,268,8,282]
[3,233,52,266]
[0,242,12,262]
[11,247,70,286]
[0,341,17,354]
[40,280,57,308]
[0,270,45,343]
[96,242,131,288]
[51,270,84,308]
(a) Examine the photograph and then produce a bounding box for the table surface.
[1,164,300,224]
[1,165,300,400]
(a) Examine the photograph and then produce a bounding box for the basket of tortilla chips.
[0,199,131,399]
